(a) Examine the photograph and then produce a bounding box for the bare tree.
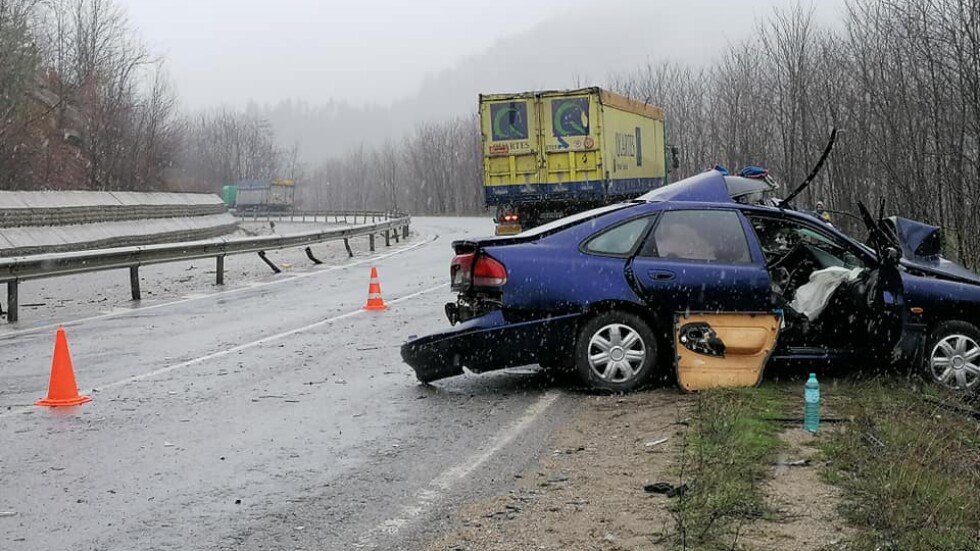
[373,139,400,212]
[0,0,42,189]
[607,0,980,267]
[174,109,284,192]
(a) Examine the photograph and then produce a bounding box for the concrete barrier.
[0,191,238,257]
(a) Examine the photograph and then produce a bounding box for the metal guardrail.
[0,214,411,323]
[236,210,393,224]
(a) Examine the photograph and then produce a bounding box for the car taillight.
[451,253,475,290]
[450,252,507,290]
[501,213,519,223]
[473,255,507,287]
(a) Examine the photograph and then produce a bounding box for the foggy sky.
[119,0,591,109]
[119,0,846,111]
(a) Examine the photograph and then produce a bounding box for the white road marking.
[0,235,435,341]
[357,391,562,546]
[0,282,449,419]
[97,282,448,391]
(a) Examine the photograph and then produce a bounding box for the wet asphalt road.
[0,217,581,550]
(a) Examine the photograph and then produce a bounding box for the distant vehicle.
[220,185,237,208]
[401,168,980,394]
[227,179,295,212]
[480,87,677,235]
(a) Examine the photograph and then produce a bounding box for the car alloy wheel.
[587,323,647,384]
[929,334,980,391]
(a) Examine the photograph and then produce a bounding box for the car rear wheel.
[924,321,980,394]
[575,311,658,393]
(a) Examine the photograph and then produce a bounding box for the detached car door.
[629,208,780,390]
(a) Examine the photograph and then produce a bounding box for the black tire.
[574,311,658,393]
[922,320,980,394]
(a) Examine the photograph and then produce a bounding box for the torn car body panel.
[883,217,980,285]
[401,311,580,382]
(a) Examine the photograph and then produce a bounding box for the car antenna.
[779,127,839,209]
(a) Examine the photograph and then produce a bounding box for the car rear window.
[583,217,653,256]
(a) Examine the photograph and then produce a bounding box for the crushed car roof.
[637,169,777,204]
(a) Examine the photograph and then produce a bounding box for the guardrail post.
[305,246,323,265]
[343,238,354,258]
[385,230,391,247]
[393,228,400,243]
[369,233,376,252]
[257,251,281,273]
[130,266,142,301]
[216,255,225,285]
[6,280,18,322]
[402,225,409,239]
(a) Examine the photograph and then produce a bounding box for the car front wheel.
[575,311,658,393]
[924,321,980,394]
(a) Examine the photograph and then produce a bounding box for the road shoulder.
[424,386,860,551]
[424,391,691,551]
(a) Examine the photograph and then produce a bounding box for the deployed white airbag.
[790,267,864,321]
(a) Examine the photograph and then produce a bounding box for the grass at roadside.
[820,379,980,551]
[670,385,789,550]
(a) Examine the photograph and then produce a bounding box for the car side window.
[583,217,653,256]
[749,215,868,269]
[642,210,752,264]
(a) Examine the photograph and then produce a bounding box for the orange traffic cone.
[35,327,92,407]
[363,266,389,311]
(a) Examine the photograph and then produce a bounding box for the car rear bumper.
[400,310,581,382]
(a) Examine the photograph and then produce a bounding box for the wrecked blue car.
[401,169,980,393]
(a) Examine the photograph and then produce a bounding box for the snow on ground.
[1,220,409,330]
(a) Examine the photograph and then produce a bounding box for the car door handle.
[648,270,676,281]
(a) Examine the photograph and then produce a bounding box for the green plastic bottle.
[804,373,820,433]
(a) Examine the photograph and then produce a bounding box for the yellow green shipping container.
[480,87,667,206]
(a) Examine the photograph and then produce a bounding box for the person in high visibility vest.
[816,201,832,224]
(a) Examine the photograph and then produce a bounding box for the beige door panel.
[675,312,780,392]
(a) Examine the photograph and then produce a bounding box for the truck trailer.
[231,179,295,212]
[480,87,670,234]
